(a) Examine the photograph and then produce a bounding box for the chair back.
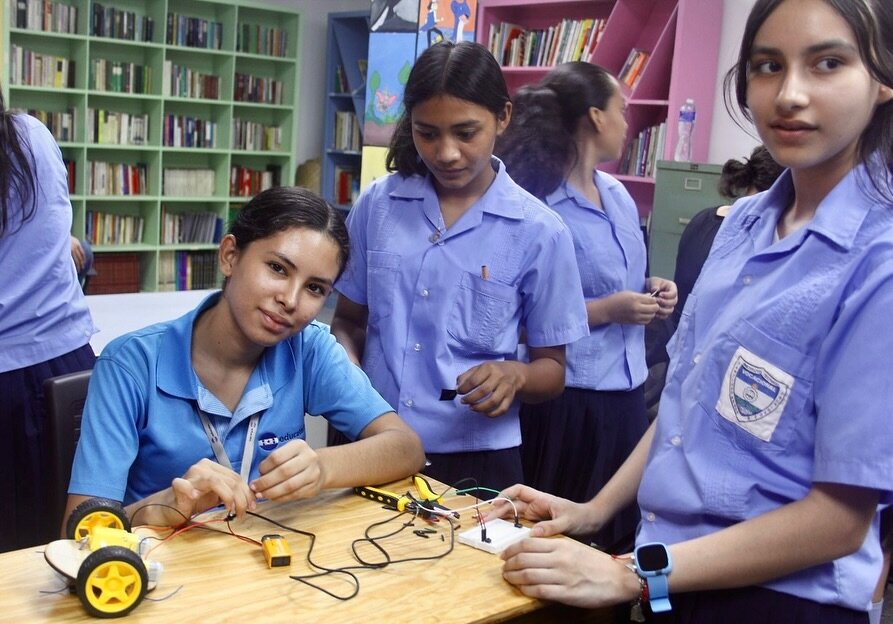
[43,369,92,534]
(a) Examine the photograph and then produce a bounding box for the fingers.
[251,440,323,501]
[457,363,521,417]
[176,459,255,519]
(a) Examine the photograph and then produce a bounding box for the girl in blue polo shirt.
[496,62,677,554]
[67,187,424,528]
[332,41,588,491]
[492,0,893,620]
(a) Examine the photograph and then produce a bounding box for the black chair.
[43,369,92,537]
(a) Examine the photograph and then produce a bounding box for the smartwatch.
[634,542,673,613]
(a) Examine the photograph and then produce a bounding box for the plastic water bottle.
[673,98,696,162]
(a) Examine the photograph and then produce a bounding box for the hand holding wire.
[251,439,325,502]
[169,457,256,523]
[646,277,678,319]
[483,484,594,538]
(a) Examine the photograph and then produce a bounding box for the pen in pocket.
[481,265,489,280]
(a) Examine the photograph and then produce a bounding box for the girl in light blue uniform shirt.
[491,0,893,621]
[333,41,589,491]
[497,62,677,554]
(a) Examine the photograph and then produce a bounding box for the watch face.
[637,544,669,571]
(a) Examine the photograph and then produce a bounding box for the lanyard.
[198,410,260,483]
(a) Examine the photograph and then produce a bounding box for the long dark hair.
[386,41,510,177]
[724,0,893,198]
[496,62,617,199]
[228,186,350,279]
[0,87,38,236]
[718,145,784,198]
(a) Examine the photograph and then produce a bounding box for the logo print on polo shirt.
[258,430,302,452]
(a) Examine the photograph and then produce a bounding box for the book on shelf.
[163,169,216,196]
[333,165,359,206]
[619,48,651,89]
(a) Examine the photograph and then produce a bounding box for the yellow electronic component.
[262,534,292,568]
[87,526,141,553]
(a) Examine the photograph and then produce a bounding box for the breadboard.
[458,518,530,554]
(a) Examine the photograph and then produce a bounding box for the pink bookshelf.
[477,0,723,217]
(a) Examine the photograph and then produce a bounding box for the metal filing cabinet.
[648,160,726,279]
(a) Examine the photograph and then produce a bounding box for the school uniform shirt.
[69,293,392,505]
[545,172,648,391]
[637,165,893,611]
[336,158,588,454]
[0,115,96,372]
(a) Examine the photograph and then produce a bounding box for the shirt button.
[742,275,752,285]
[693,353,701,364]
[421,289,429,297]
[645,512,656,522]
[671,435,682,447]
[404,399,414,408]
[429,232,440,243]
[413,343,422,352]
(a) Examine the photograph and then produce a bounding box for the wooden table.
[0,478,608,623]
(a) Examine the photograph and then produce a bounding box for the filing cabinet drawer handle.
[678,217,691,226]
[683,177,703,191]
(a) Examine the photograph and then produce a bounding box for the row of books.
[85,252,141,294]
[158,251,219,291]
[166,13,223,50]
[229,165,280,197]
[162,62,221,100]
[236,23,289,58]
[161,208,223,244]
[88,162,148,196]
[85,210,145,246]
[86,109,149,146]
[91,4,154,42]
[333,111,361,152]
[232,119,282,152]
[618,121,667,179]
[618,48,650,89]
[333,165,359,206]
[8,46,75,88]
[163,169,216,197]
[234,73,284,105]
[163,114,218,149]
[90,60,152,95]
[15,107,76,143]
[488,17,606,67]
[10,0,78,33]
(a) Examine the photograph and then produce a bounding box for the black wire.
[247,506,456,602]
[128,502,191,528]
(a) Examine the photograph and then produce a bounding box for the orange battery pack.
[261,534,292,568]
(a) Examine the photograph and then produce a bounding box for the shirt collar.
[156,291,300,402]
[388,157,525,220]
[742,164,876,251]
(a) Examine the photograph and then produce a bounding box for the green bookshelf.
[2,0,300,292]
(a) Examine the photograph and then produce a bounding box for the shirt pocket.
[447,271,519,354]
[366,250,401,325]
[696,318,815,453]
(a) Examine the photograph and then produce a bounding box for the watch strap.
[644,573,671,613]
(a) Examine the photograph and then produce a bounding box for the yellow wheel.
[67,498,130,541]
[76,546,147,618]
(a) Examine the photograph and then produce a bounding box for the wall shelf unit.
[321,10,369,211]
[476,0,723,219]
[2,0,300,292]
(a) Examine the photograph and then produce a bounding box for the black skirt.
[520,385,648,553]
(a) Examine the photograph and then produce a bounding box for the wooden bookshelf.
[2,0,301,292]
[476,0,723,218]
[321,10,368,211]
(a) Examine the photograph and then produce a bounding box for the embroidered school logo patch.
[716,347,794,442]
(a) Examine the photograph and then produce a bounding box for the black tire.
[66,498,130,540]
